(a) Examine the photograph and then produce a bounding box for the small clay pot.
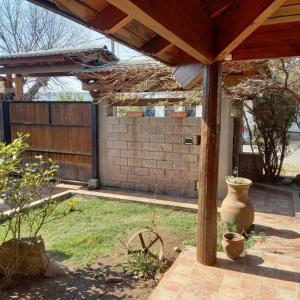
[221,232,245,259]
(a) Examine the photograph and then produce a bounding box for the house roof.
[0,46,117,62]
[0,46,118,76]
[27,0,300,67]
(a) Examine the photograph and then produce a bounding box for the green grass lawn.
[36,196,198,266]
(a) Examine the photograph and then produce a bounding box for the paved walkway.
[149,248,300,300]
[149,187,300,300]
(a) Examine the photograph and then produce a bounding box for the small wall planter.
[222,232,245,259]
[127,111,144,117]
[170,111,188,118]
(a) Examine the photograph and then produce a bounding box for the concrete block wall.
[100,116,201,198]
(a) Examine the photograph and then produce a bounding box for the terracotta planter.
[127,111,144,117]
[170,111,188,118]
[222,232,245,259]
[220,177,254,233]
[0,237,48,276]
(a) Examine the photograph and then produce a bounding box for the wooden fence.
[2,101,98,182]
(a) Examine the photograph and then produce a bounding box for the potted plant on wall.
[220,176,254,233]
[170,111,188,118]
[127,111,144,117]
[170,105,188,118]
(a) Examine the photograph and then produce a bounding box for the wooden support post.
[14,74,23,101]
[2,100,11,144]
[88,103,100,189]
[91,103,99,180]
[197,63,222,266]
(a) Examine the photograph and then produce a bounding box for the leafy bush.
[122,252,167,280]
[247,90,297,181]
[0,134,74,285]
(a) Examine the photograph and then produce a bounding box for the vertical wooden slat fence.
[3,101,97,182]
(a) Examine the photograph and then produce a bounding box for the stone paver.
[149,187,300,300]
[150,248,300,300]
[249,187,294,216]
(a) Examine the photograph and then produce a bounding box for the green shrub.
[122,252,167,280]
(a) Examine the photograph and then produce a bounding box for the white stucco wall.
[218,96,234,200]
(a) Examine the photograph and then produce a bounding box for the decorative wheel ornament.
[126,229,164,260]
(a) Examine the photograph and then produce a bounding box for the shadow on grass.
[1,258,156,300]
[46,249,72,262]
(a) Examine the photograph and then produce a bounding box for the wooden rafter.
[232,21,300,60]
[264,2,300,24]
[204,0,233,18]
[0,55,65,65]
[216,0,286,61]
[105,0,215,64]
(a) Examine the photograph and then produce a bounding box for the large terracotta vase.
[220,177,254,233]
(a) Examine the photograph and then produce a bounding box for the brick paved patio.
[149,248,300,300]
[150,188,300,300]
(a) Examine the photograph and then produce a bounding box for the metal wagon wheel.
[126,229,164,260]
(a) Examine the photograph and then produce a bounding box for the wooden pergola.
[28,0,300,265]
[0,47,117,100]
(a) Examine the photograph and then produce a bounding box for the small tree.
[246,90,297,181]
[0,134,73,286]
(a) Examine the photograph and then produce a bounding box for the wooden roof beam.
[0,54,65,66]
[204,0,234,18]
[54,0,132,34]
[216,0,286,61]
[0,64,116,76]
[105,0,215,64]
[90,4,132,34]
[232,21,300,60]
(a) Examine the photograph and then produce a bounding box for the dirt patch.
[1,230,189,299]
[1,256,156,300]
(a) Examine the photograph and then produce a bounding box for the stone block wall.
[100,117,201,198]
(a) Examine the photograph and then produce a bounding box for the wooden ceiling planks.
[89,5,129,32]
[76,0,109,12]
[203,0,234,18]
[215,0,286,61]
[29,0,300,67]
[264,1,300,24]
[53,0,98,22]
[105,0,215,64]
[232,21,300,60]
